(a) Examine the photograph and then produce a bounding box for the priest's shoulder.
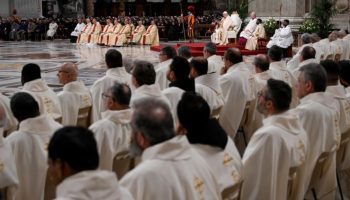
[121,160,166,183]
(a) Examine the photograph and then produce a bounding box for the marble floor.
[0,40,160,96]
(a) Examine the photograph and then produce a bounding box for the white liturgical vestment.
[240,18,257,39]
[58,81,92,126]
[192,138,242,198]
[195,73,225,113]
[90,67,131,122]
[71,22,85,37]
[291,92,340,199]
[0,93,18,134]
[47,22,58,37]
[55,170,133,200]
[286,43,314,72]
[155,59,173,91]
[130,84,171,108]
[219,62,256,138]
[22,79,62,120]
[120,136,221,200]
[241,111,307,200]
[0,128,18,200]
[162,86,185,124]
[290,58,318,79]
[89,109,132,171]
[207,55,224,74]
[6,115,62,200]
[266,25,294,49]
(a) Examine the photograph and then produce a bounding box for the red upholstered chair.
[257,38,268,51]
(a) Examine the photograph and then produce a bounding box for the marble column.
[86,0,94,16]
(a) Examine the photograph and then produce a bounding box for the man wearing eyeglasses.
[57,62,92,126]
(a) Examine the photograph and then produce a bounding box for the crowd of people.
[0,22,350,199]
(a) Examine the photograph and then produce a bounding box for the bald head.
[254,54,269,73]
[250,12,256,19]
[58,62,78,85]
[337,30,347,39]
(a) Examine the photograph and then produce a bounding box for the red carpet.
[150,42,267,56]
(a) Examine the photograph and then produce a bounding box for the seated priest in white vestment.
[238,11,257,46]
[21,63,62,121]
[131,20,146,44]
[70,18,85,43]
[6,92,62,200]
[290,46,317,79]
[330,31,345,60]
[97,18,114,45]
[87,18,102,44]
[203,42,224,73]
[114,19,132,47]
[48,127,133,200]
[245,19,266,50]
[210,19,224,45]
[287,33,314,71]
[77,18,93,44]
[130,60,171,107]
[89,83,132,171]
[0,105,18,200]
[120,98,221,200]
[227,11,242,40]
[0,93,18,135]
[241,79,308,200]
[162,56,195,124]
[267,20,294,58]
[291,63,340,200]
[177,92,242,199]
[46,20,58,39]
[103,19,123,46]
[219,48,256,139]
[322,60,350,137]
[57,62,92,126]
[267,46,298,107]
[90,49,131,123]
[339,60,350,96]
[218,11,234,45]
[178,45,193,62]
[190,57,225,114]
[140,20,159,46]
[155,45,177,90]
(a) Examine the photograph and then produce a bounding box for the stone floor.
[0,39,160,96]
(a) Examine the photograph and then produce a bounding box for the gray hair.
[299,63,327,92]
[301,33,312,44]
[178,46,192,59]
[131,98,175,146]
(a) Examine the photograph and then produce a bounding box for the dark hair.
[105,49,123,68]
[177,92,227,149]
[268,45,283,61]
[266,79,292,112]
[283,19,290,25]
[132,60,156,85]
[224,48,243,64]
[320,60,339,83]
[10,92,40,122]
[254,55,270,71]
[132,98,175,146]
[301,33,312,44]
[256,18,262,25]
[48,127,99,171]
[161,46,177,59]
[21,63,41,85]
[204,42,217,55]
[178,46,192,59]
[299,63,327,92]
[190,57,208,76]
[339,60,350,86]
[301,46,316,60]
[110,83,131,106]
[170,56,191,80]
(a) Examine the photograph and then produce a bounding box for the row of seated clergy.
[77,18,102,44]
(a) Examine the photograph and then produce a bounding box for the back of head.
[132,60,156,86]
[204,42,217,55]
[256,18,262,25]
[161,46,177,59]
[190,57,208,76]
[11,92,40,122]
[320,60,339,84]
[268,45,283,61]
[299,63,327,92]
[301,33,312,44]
[266,79,292,112]
[254,54,269,72]
[132,98,175,146]
[224,48,243,64]
[48,127,99,173]
[170,56,191,80]
[339,60,350,86]
[178,46,192,59]
[301,46,316,61]
[110,83,131,106]
[105,49,123,69]
[21,63,41,85]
